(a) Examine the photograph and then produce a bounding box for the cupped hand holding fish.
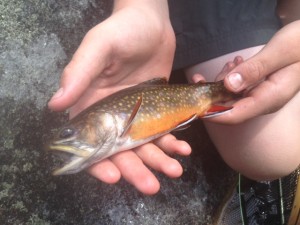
[48,1,191,195]
[207,21,300,124]
[49,0,175,117]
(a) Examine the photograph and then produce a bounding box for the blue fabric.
[168,0,282,70]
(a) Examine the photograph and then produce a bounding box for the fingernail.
[228,73,243,91]
[51,88,64,100]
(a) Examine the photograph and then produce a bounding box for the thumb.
[48,27,111,111]
[223,55,268,93]
[224,21,300,92]
[48,61,94,111]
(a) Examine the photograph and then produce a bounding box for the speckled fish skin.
[48,78,236,175]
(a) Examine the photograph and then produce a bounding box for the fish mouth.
[48,144,91,176]
[48,145,90,157]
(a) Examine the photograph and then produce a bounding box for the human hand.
[48,0,175,117]
[88,134,191,195]
[211,21,300,124]
[48,1,190,195]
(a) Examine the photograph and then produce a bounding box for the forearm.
[113,0,170,19]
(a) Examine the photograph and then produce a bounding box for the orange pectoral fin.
[202,105,233,118]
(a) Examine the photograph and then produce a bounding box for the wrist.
[113,0,170,19]
[111,0,175,50]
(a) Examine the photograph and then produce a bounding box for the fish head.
[48,111,119,175]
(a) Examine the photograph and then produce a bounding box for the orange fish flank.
[128,102,211,141]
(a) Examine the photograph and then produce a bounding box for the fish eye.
[59,128,75,139]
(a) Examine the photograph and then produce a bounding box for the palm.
[48,5,191,195]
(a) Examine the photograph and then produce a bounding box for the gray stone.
[0,0,235,224]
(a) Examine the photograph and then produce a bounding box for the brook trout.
[48,78,237,175]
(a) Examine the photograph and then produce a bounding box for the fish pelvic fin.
[202,105,233,119]
[173,114,198,131]
[120,94,143,138]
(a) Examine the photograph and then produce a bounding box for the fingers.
[215,56,243,81]
[153,134,191,156]
[109,136,190,194]
[87,149,161,195]
[88,150,160,195]
[134,134,191,178]
[210,62,300,124]
[224,54,274,93]
[48,25,111,112]
[188,56,244,84]
[225,21,300,93]
[189,74,206,83]
[135,144,183,178]
[87,134,190,195]
[111,151,161,195]
[88,159,121,184]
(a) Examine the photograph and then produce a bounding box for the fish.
[48,78,238,175]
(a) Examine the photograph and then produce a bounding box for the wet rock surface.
[0,1,236,224]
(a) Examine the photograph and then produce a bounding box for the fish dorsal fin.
[138,77,168,86]
[120,94,143,138]
[202,105,233,118]
[174,114,198,131]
